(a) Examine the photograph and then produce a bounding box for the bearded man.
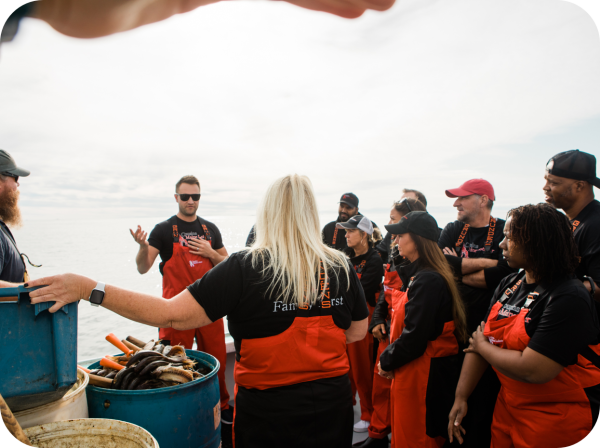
[0,149,30,286]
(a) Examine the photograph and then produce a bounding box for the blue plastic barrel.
[86,350,221,448]
[0,286,78,412]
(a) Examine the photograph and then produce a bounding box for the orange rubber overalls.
[347,258,376,422]
[484,280,600,448]
[232,275,352,448]
[389,279,459,448]
[368,263,400,440]
[159,218,230,409]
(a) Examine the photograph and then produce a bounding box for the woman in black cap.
[377,211,467,448]
[356,198,427,448]
[336,215,384,434]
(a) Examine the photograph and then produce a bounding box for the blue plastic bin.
[86,350,221,448]
[0,286,78,412]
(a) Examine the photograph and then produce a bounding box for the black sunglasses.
[396,197,412,213]
[1,172,18,182]
[177,193,201,201]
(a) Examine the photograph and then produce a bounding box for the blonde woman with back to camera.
[27,174,370,448]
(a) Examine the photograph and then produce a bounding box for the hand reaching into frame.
[32,0,396,39]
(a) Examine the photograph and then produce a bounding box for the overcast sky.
[0,0,599,224]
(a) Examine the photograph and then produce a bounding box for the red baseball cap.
[445,179,496,201]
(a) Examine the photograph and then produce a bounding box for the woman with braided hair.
[448,203,600,448]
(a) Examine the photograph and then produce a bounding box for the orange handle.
[100,357,125,371]
[106,333,132,356]
[77,365,91,373]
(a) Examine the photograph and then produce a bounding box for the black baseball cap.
[0,149,30,177]
[335,215,374,234]
[546,150,599,188]
[384,211,439,242]
[339,193,359,208]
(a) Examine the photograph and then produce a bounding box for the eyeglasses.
[176,194,201,201]
[1,172,18,182]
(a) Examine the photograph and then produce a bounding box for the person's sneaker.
[353,420,370,433]
[221,406,234,425]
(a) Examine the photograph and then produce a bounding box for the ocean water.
[11,209,465,360]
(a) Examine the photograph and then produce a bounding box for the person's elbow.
[346,318,368,344]
[520,368,561,384]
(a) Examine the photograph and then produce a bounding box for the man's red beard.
[0,188,22,227]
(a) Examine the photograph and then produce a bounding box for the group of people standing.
[2,147,596,448]
[318,149,600,448]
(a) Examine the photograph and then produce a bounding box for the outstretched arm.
[27,274,211,330]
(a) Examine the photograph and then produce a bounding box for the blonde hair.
[248,174,350,306]
[359,228,382,247]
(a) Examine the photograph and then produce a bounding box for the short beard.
[179,204,197,217]
[457,210,477,225]
[0,188,22,227]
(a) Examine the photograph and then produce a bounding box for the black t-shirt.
[349,247,383,307]
[148,216,224,264]
[0,221,25,283]
[572,200,600,285]
[438,218,517,334]
[322,214,378,254]
[486,273,599,367]
[187,252,369,357]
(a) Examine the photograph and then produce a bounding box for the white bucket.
[23,418,159,448]
[15,367,89,429]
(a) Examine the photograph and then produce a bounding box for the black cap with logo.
[384,211,439,242]
[339,193,359,208]
[546,149,599,188]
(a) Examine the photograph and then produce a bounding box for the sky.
[0,0,599,226]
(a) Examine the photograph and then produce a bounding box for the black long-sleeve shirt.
[379,259,453,372]
[349,247,384,307]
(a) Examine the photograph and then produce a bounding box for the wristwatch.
[89,282,106,307]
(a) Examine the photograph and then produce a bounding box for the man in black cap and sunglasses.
[129,174,233,423]
[544,149,600,303]
[0,149,32,286]
[323,193,377,255]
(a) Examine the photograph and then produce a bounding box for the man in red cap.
[438,178,517,448]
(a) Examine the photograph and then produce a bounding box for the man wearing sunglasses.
[0,149,31,287]
[129,174,232,423]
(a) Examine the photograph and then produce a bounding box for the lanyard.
[455,216,497,254]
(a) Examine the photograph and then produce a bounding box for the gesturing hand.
[188,237,214,258]
[464,322,488,355]
[448,398,468,444]
[130,225,149,247]
[27,274,96,313]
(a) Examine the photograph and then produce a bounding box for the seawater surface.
[11,209,462,360]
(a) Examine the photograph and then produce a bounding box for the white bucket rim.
[14,367,89,418]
